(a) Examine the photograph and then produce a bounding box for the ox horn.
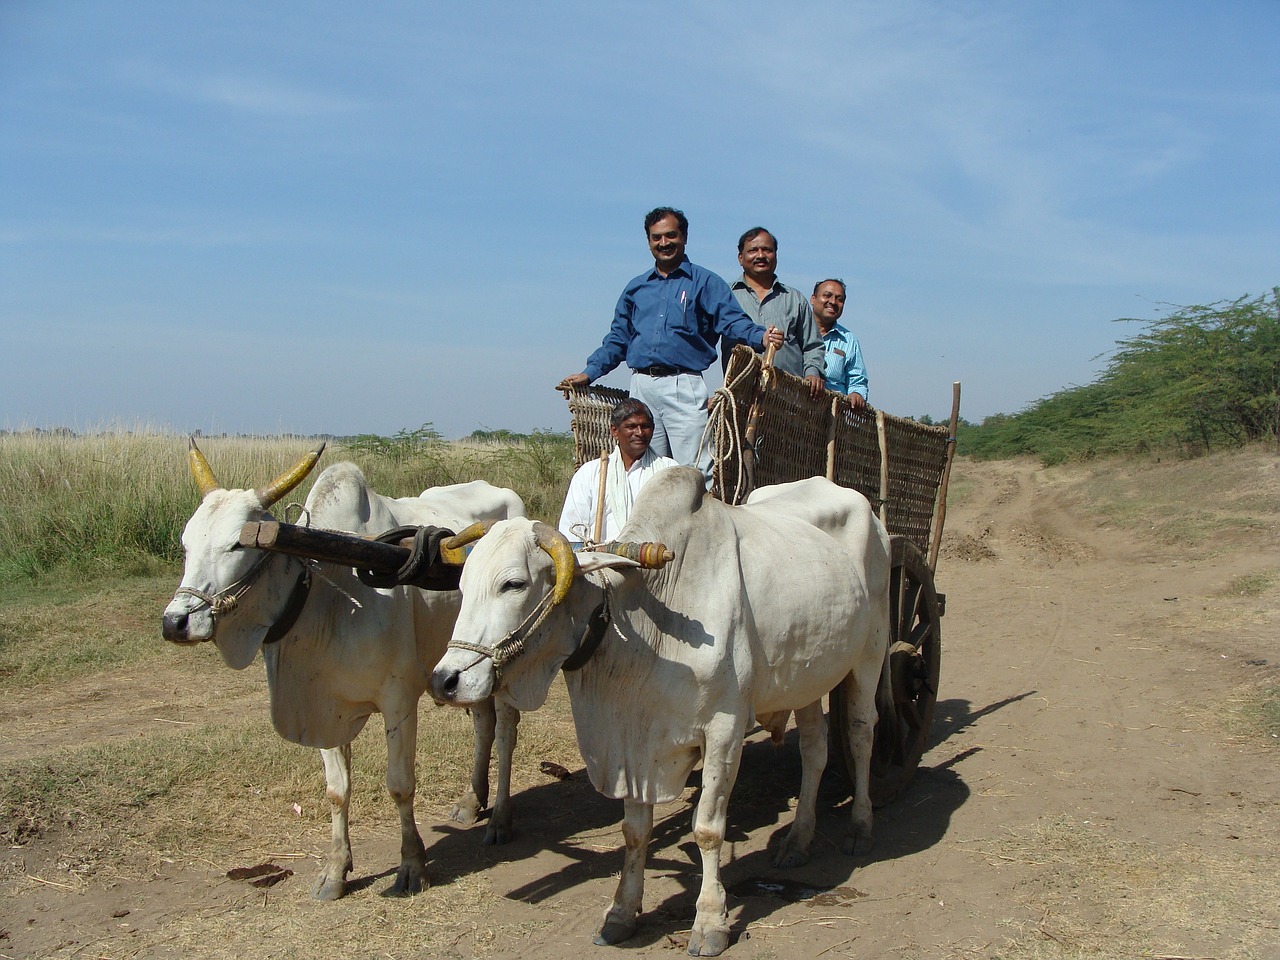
[532,521,577,607]
[254,442,327,508]
[438,520,496,565]
[188,438,222,498]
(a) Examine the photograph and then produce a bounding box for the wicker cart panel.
[558,347,952,557]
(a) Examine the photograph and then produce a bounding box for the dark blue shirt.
[583,257,766,381]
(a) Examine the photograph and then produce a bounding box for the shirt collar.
[648,256,692,281]
[732,274,784,295]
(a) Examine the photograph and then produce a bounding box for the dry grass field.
[2,447,1278,959]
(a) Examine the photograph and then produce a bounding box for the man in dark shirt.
[560,207,781,480]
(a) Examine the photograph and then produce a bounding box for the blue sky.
[2,1,1276,438]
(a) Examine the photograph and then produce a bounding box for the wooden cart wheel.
[830,535,942,807]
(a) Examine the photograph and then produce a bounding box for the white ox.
[430,467,891,956]
[161,440,525,900]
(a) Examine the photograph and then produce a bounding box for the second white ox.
[161,441,525,900]
[430,467,891,957]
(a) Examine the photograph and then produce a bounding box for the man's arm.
[796,299,826,398]
[845,335,869,408]
[574,288,635,383]
[558,461,599,543]
[701,273,769,350]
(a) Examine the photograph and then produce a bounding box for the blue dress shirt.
[583,257,767,381]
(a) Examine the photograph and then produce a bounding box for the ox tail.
[874,635,898,746]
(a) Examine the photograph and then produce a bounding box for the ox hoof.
[593,917,637,946]
[449,797,482,827]
[482,820,512,846]
[391,863,428,896]
[772,843,812,869]
[311,873,347,901]
[687,928,729,957]
[842,826,874,856]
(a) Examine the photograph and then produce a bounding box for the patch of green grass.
[0,575,177,689]
[1218,572,1278,598]
[1237,685,1280,743]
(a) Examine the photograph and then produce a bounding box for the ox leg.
[687,721,745,958]
[484,700,519,845]
[313,744,354,900]
[450,699,495,827]
[386,708,429,894]
[774,699,827,869]
[595,798,653,947]
[840,671,877,855]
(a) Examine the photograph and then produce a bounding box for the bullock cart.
[235,348,957,807]
[560,345,959,804]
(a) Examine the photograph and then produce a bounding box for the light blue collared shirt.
[821,322,869,400]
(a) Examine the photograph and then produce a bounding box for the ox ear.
[254,442,327,509]
[574,552,642,574]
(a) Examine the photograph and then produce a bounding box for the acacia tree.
[1109,289,1280,450]
[962,288,1280,461]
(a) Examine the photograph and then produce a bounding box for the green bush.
[962,289,1280,462]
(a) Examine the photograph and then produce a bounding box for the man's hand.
[764,325,784,349]
[804,374,824,399]
[557,373,590,389]
[847,392,867,412]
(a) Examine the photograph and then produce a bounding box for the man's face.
[647,216,686,273]
[738,232,778,283]
[610,413,654,462]
[811,281,846,328]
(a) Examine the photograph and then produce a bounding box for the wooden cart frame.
[561,346,959,804]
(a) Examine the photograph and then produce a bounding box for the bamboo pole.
[875,409,889,528]
[741,343,777,501]
[927,381,962,572]
[825,396,839,481]
[593,448,609,544]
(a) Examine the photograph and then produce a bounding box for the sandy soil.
[2,455,1278,959]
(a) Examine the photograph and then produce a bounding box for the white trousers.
[629,371,712,483]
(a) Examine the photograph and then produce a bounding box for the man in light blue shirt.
[560,208,782,479]
[812,278,869,410]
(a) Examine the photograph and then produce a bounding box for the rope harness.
[170,501,319,645]
[704,359,756,504]
[446,572,612,682]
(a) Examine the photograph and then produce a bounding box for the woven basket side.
[564,384,629,467]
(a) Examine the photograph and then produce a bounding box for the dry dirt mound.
[2,454,1278,960]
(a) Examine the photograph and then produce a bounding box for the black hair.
[737,227,776,253]
[610,398,655,429]
[643,207,688,237]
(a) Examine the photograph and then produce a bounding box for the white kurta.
[558,447,679,543]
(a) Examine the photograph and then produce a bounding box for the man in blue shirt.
[561,207,782,479]
[811,278,869,410]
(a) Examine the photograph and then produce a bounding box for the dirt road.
[2,454,1277,959]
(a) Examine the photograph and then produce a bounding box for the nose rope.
[172,549,277,618]
[446,572,612,681]
[446,587,560,681]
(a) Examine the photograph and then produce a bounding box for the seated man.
[559,398,679,544]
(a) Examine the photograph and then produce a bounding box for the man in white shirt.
[559,398,679,544]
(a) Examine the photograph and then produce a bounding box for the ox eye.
[500,578,527,593]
